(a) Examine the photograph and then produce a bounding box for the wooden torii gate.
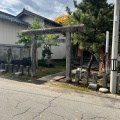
[21,25,84,82]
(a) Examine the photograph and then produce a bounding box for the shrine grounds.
[0,60,119,96]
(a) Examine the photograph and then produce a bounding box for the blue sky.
[0,0,114,20]
[108,0,114,3]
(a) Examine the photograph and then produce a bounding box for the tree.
[17,18,44,47]
[66,0,114,74]
[17,18,59,71]
[54,14,69,25]
[17,17,59,48]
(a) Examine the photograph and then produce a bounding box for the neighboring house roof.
[17,8,62,27]
[0,11,29,26]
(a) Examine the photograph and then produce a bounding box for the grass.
[49,82,89,92]
[2,61,119,94]
[1,60,66,81]
[0,60,89,93]
[35,61,66,78]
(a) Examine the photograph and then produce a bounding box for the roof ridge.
[0,10,15,18]
[0,10,29,26]
[17,8,62,26]
[17,8,47,19]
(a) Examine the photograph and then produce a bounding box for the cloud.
[0,0,79,20]
[0,0,113,20]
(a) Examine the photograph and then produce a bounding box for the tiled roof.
[17,9,62,27]
[0,11,29,26]
[0,9,62,27]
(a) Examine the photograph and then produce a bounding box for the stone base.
[99,88,109,93]
[14,72,23,76]
[88,83,98,90]
[0,69,6,73]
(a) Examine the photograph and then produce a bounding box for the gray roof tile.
[0,11,29,26]
[17,9,62,27]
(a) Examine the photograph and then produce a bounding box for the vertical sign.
[106,31,109,53]
[105,31,109,74]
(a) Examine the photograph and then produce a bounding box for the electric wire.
[40,0,69,29]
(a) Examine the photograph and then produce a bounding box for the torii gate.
[21,25,84,82]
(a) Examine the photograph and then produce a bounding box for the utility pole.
[110,0,120,94]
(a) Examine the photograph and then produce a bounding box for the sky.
[0,0,114,20]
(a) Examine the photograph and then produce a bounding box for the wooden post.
[66,32,72,82]
[31,34,37,77]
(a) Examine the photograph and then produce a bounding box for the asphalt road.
[0,77,120,120]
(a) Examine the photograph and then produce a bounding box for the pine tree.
[66,0,114,74]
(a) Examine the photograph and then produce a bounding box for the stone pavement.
[37,69,86,82]
[37,72,66,82]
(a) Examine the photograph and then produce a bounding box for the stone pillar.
[14,65,18,72]
[83,71,88,85]
[75,68,80,84]
[92,73,98,84]
[1,63,4,69]
[5,64,9,72]
[99,73,108,93]
[117,76,120,93]
[102,74,107,88]
[20,65,24,75]
[9,64,13,73]
[88,72,98,90]
[31,34,37,77]
[26,66,30,76]
[66,32,71,82]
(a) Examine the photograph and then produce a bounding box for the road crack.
[51,112,65,119]
[90,116,107,119]
[15,100,28,109]
[12,107,31,118]
[32,94,62,120]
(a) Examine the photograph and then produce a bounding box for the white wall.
[21,15,45,26]
[22,15,66,59]
[36,43,66,60]
[0,19,27,45]
[21,15,34,24]
[0,16,66,60]
[51,43,66,59]
[37,45,43,59]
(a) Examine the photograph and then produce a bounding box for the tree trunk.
[86,54,94,75]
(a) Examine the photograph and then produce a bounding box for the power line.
[39,0,69,37]
[38,0,69,29]
[52,0,69,20]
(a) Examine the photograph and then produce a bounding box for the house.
[0,8,66,64]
